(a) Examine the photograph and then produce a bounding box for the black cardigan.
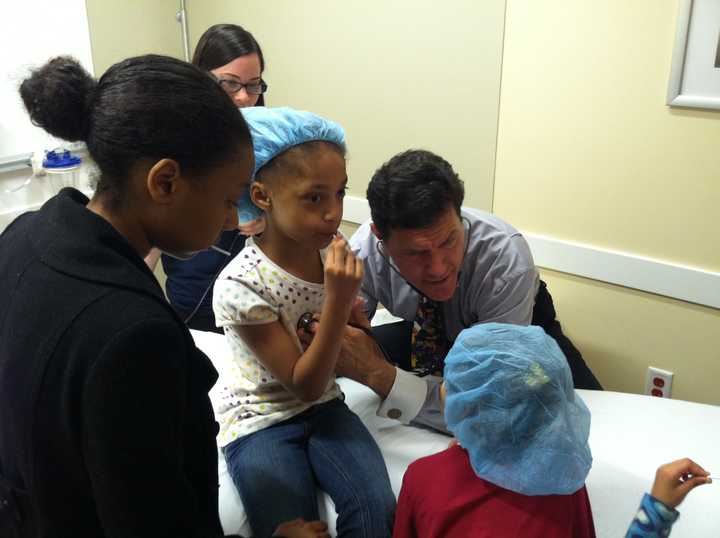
[0,189,223,537]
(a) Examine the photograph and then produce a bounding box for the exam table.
[190,330,720,538]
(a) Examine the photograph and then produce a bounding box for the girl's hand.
[324,236,363,311]
[272,518,330,538]
[650,458,711,508]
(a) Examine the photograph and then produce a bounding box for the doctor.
[304,149,602,432]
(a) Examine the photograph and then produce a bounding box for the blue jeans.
[223,398,395,538]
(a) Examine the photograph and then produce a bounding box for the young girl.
[212,107,396,538]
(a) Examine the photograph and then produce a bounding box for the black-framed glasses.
[217,78,268,96]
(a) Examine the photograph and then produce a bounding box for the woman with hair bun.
[0,55,326,538]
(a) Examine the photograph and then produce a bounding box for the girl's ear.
[251,182,272,211]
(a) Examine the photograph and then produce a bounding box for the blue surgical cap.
[233,107,346,223]
[443,323,592,496]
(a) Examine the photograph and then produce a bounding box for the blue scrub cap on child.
[233,106,346,223]
[241,106,346,179]
[443,323,592,496]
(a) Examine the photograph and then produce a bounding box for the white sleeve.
[376,368,428,423]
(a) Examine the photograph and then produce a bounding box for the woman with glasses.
[195,23,268,108]
[151,24,270,333]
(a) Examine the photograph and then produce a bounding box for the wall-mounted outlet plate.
[645,367,674,398]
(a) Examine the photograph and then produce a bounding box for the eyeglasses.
[217,78,268,96]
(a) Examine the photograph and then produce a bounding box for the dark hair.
[20,54,251,205]
[255,141,347,185]
[192,24,266,106]
[367,149,465,240]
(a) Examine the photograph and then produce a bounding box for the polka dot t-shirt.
[211,236,342,447]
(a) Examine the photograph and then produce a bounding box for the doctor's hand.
[296,301,396,398]
[650,458,711,508]
[272,518,330,538]
[348,296,371,331]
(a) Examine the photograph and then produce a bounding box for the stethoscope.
[369,216,472,376]
[375,215,471,299]
[189,217,470,374]
[183,197,255,324]
[191,232,395,367]
[182,232,244,325]
[298,216,472,376]
[296,311,395,365]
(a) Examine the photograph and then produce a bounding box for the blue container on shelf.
[42,149,83,194]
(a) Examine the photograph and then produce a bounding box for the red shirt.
[393,445,596,538]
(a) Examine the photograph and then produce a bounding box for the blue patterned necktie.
[410,297,450,376]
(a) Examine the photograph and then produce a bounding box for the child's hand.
[324,236,363,310]
[272,518,330,538]
[650,458,711,508]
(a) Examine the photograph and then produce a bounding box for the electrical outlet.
[645,367,673,398]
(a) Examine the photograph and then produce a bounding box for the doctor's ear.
[146,158,182,203]
[370,223,383,241]
[250,182,272,211]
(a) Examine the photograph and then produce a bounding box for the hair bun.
[19,56,97,142]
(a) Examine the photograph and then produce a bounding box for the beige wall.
[540,270,720,405]
[494,0,720,270]
[84,0,182,288]
[186,0,505,210]
[81,0,720,404]
[494,0,720,403]
[86,0,185,75]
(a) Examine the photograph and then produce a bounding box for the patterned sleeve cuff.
[625,493,679,537]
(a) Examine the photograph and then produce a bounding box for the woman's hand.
[272,518,330,538]
[650,458,711,508]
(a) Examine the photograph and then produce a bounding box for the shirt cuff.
[377,368,428,423]
[644,493,680,524]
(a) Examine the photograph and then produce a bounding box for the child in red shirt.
[394,323,596,538]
